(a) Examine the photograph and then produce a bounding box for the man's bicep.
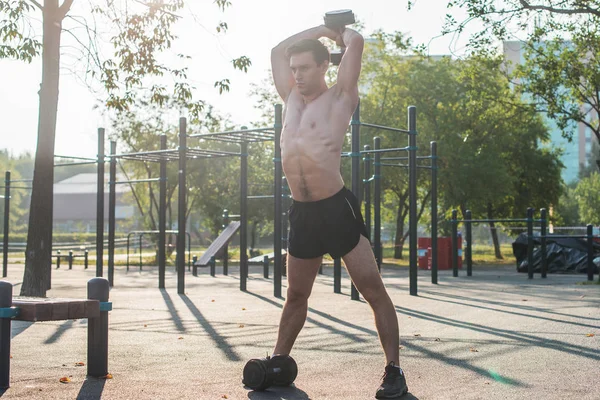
[271,54,295,100]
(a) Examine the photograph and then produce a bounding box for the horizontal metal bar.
[0,186,31,189]
[360,122,410,134]
[380,156,432,161]
[380,163,433,169]
[9,178,33,183]
[110,178,161,185]
[54,155,97,161]
[54,161,98,167]
[360,147,410,155]
[0,307,20,318]
[248,195,275,199]
[110,149,175,159]
[462,218,531,223]
[189,127,274,138]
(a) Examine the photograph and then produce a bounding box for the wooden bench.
[0,278,111,389]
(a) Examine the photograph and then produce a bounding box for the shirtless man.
[268,24,409,399]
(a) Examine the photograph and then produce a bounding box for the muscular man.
[269,24,409,399]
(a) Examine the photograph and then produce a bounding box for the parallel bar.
[158,135,167,289]
[111,178,161,185]
[189,127,274,138]
[54,154,96,161]
[408,106,418,296]
[177,118,187,294]
[350,103,360,301]
[430,142,438,284]
[108,141,117,287]
[273,105,283,298]
[540,209,547,278]
[380,156,433,161]
[2,172,9,278]
[54,161,98,167]
[240,140,248,291]
[374,138,382,272]
[360,147,409,155]
[360,122,410,134]
[463,218,530,223]
[96,128,105,278]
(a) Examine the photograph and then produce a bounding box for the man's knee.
[360,284,388,306]
[286,286,311,304]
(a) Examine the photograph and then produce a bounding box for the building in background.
[503,40,598,184]
[53,173,135,232]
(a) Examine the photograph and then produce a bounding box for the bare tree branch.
[519,0,600,17]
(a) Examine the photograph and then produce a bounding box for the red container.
[418,236,462,270]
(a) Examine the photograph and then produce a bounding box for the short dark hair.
[285,39,330,65]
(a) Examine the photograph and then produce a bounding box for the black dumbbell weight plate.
[242,358,270,391]
[324,9,355,29]
[270,355,298,386]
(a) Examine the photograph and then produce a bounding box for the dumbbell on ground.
[324,9,356,66]
[242,355,298,391]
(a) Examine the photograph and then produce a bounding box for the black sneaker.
[375,362,408,399]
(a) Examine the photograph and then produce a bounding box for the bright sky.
[0,0,484,158]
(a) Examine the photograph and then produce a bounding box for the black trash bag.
[512,233,600,274]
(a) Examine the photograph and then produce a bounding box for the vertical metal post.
[540,208,547,278]
[408,106,418,296]
[56,250,61,269]
[333,258,341,294]
[363,146,371,241]
[263,255,269,279]
[240,140,248,291]
[177,117,187,294]
[85,249,89,269]
[452,209,458,277]
[373,137,382,272]
[2,171,10,278]
[465,210,472,277]
[158,135,167,289]
[87,278,109,377]
[273,104,283,298]
[210,255,216,278]
[96,128,105,277]
[350,103,360,301]
[108,141,117,287]
[587,225,594,281]
[527,208,534,279]
[430,142,438,284]
[0,281,12,389]
[139,234,143,271]
[68,250,73,270]
[222,210,229,276]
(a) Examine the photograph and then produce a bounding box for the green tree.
[574,172,600,224]
[1,0,251,296]
[415,1,600,162]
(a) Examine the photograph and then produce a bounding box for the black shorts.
[288,187,369,259]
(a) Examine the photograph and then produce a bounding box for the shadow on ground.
[76,377,106,400]
[245,386,419,399]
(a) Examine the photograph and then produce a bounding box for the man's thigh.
[341,235,386,296]
[286,254,323,299]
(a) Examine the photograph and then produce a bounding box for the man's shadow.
[246,386,419,399]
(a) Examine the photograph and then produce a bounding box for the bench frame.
[0,277,111,389]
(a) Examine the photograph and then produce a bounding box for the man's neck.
[302,83,329,104]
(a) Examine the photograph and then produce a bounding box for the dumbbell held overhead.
[324,9,356,66]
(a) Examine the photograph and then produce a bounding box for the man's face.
[290,51,327,95]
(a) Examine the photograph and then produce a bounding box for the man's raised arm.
[336,28,364,95]
[271,26,328,101]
